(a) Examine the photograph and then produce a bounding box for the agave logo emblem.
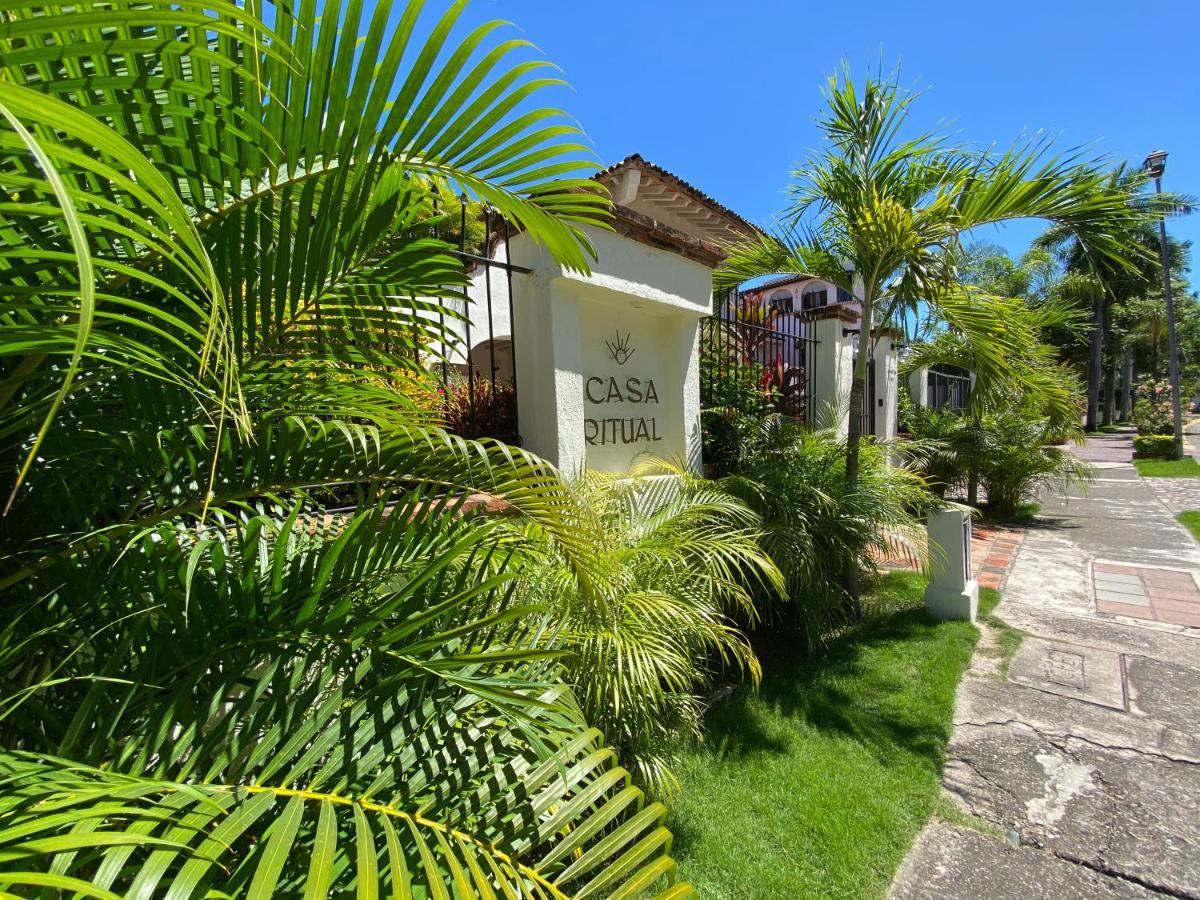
[606,330,635,365]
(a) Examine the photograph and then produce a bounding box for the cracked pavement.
[891,435,1200,899]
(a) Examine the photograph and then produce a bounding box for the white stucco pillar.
[508,224,712,476]
[808,307,857,437]
[924,508,979,622]
[907,368,930,409]
[510,257,587,473]
[678,315,703,471]
[872,332,900,440]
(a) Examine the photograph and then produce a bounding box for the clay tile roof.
[594,153,760,238]
[741,273,815,295]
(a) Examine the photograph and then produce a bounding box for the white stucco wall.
[510,224,710,474]
[907,367,930,410]
[873,334,899,440]
[809,315,855,437]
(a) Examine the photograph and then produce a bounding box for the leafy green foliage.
[1134,434,1176,459]
[522,465,783,797]
[0,1,695,895]
[699,348,778,477]
[905,408,1093,516]
[717,417,935,643]
[977,412,1093,515]
[901,405,976,499]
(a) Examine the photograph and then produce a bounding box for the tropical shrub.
[0,1,692,895]
[719,417,935,642]
[700,348,778,476]
[903,405,1092,515]
[1133,434,1176,459]
[524,465,782,796]
[901,404,974,498]
[1132,378,1174,435]
[975,411,1094,515]
[443,376,519,443]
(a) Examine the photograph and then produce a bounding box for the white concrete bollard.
[924,508,979,622]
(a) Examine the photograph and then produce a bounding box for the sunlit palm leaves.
[717,418,933,642]
[525,463,782,795]
[1,499,685,896]
[0,0,693,895]
[714,64,1151,504]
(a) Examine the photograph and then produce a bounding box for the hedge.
[1133,434,1175,459]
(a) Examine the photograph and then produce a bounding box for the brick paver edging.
[1093,561,1200,628]
[875,523,1025,590]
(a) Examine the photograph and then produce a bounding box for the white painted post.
[807,307,857,437]
[924,508,979,622]
[907,368,930,409]
[873,331,899,440]
[508,224,711,475]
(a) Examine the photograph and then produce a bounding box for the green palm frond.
[2,495,689,897]
[0,80,234,486]
[519,466,780,796]
[0,2,690,895]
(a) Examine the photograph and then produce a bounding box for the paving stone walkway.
[877,524,1024,590]
[974,526,1022,591]
[891,433,1200,900]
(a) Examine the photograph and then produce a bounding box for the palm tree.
[903,291,1088,505]
[716,66,1147,611]
[0,1,694,895]
[1036,164,1193,429]
[530,463,782,797]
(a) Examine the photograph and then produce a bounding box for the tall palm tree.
[1036,164,1191,429]
[716,66,1147,611]
[0,1,695,895]
[904,291,1088,504]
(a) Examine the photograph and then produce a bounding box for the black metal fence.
[427,192,528,444]
[859,356,877,438]
[927,363,971,414]
[700,289,819,422]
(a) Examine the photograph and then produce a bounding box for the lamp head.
[1144,149,1168,179]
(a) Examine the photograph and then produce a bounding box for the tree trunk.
[1101,298,1116,427]
[1086,290,1102,432]
[1103,356,1118,427]
[1119,349,1133,422]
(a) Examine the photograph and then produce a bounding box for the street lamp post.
[1144,149,1184,460]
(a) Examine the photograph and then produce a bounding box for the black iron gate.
[427,192,530,444]
[927,363,971,413]
[700,289,819,422]
[860,357,877,438]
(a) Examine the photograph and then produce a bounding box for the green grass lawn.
[1178,511,1200,543]
[669,572,996,899]
[1135,457,1200,477]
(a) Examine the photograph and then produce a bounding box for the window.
[800,287,828,310]
[768,290,794,313]
[838,268,855,303]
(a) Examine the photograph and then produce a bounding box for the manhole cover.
[1008,637,1125,710]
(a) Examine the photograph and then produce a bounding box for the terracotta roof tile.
[594,153,760,238]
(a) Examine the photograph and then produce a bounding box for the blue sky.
[454,0,1199,266]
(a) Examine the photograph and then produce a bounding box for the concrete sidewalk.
[892,433,1200,899]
